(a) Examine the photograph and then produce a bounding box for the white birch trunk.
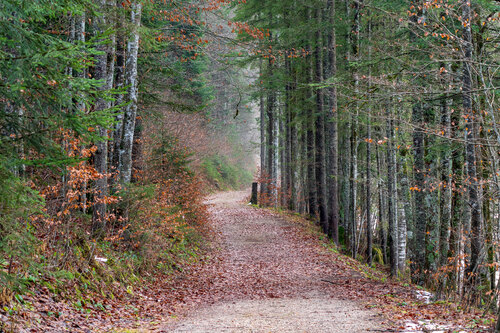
[75,13,86,112]
[397,187,407,272]
[119,1,142,184]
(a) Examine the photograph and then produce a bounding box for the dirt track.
[165,191,382,332]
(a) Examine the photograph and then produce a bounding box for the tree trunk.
[315,7,328,232]
[75,13,86,112]
[387,106,398,277]
[299,62,309,214]
[119,1,142,184]
[307,8,317,217]
[376,143,388,265]
[259,60,268,203]
[449,108,464,295]
[397,132,407,273]
[412,102,425,282]
[438,63,452,292]
[92,0,111,235]
[251,182,258,205]
[340,0,351,241]
[365,17,372,265]
[266,52,276,206]
[283,50,292,209]
[424,103,439,274]
[366,116,372,265]
[280,105,286,207]
[112,2,126,174]
[326,0,339,245]
[74,13,87,212]
[349,0,361,258]
[289,60,298,211]
[462,0,482,286]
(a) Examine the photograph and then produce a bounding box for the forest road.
[165,190,382,333]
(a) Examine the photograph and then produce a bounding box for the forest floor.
[158,191,496,333]
[162,191,380,332]
[6,191,495,332]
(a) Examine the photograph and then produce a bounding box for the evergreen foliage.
[235,0,500,319]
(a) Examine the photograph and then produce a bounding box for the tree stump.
[250,182,258,205]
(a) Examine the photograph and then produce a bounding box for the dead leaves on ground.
[2,192,496,332]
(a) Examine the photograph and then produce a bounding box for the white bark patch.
[119,2,142,184]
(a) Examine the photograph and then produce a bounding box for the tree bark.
[412,102,425,282]
[119,1,142,184]
[75,13,86,112]
[280,105,286,207]
[259,59,268,203]
[349,0,361,258]
[307,7,317,217]
[397,129,407,273]
[315,7,328,232]
[112,1,126,174]
[289,60,298,211]
[266,54,276,206]
[438,63,452,292]
[462,0,482,284]
[376,143,388,265]
[366,116,373,265]
[92,0,111,235]
[283,50,291,209]
[326,0,339,245]
[387,106,398,277]
[73,13,87,212]
[365,17,372,265]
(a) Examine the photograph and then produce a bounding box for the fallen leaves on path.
[4,191,495,332]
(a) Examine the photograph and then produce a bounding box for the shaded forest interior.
[0,0,256,326]
[251,0,500,327]
[1,0,500,331]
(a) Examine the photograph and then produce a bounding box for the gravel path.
[166,191,382,333]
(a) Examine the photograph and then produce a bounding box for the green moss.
[373,247,384,265]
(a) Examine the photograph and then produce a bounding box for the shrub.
[0,162,43,293]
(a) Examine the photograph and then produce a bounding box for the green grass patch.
[201,154,253,190]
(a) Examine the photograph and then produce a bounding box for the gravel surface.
[170,297,377,333]
[166,191,382,333]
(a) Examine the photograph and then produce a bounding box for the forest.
[1,0,500,332]
[255,0,500,308]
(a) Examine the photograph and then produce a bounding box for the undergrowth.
[272,206,497,331]
[201,154,252,190]
[0,132,209,329]
[276,208,389,282]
